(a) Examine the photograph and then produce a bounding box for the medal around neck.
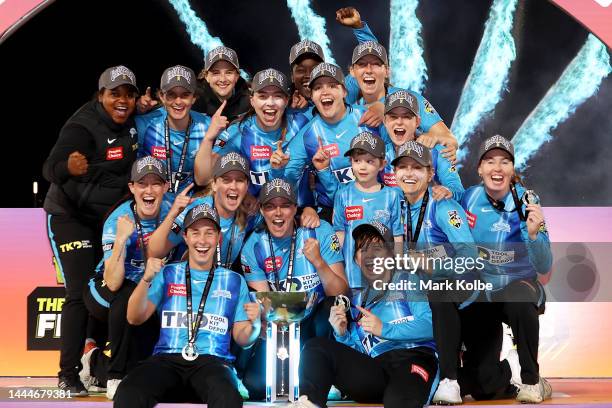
[182,342,199,361]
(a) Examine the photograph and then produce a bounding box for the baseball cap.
[259,178,297,205]
[130,156,168,182]
[478,135,515,162]
[98,65,139,93]
[212,152,250,178]
[391,141,432,167]
[352,221,394,245]
[308,63,345,88]
[384,90,419,116]
[252,69,290,95]
[289,40,325,65]
[351,41,389,65]
[344,132,386,159]
[160,65,196,93]
[183,203,221,231]
[204,46,240,71]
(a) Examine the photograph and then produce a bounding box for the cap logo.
[258,69,285,87]
[312,63,337,79]
[110,66,135,83]
[387,91,415,108]
[220,152,247,170]
[484,135,512,152]
[166,66,192,84]
[208,46,236,64]
[352,133,378,151]
[370,220,389,237]
[191,203,216,221]
[356,41,384,58]
[293,40,321,57]
[399,141,423,158]
[266,179,291,196]
[137,156,163,174]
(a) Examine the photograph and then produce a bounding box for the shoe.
[516,377,552,404]
[506,348,522,386]
[285,395,319,407]
[79,339,105,392]
[58,375,88,397]
[106,378,122,400]
[432,378,462,405]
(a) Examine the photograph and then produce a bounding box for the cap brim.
[184,216,221,232]
[391,155,430,167]
[290,52,324,66]
[352,224,392,244]
[479,147,514,163]
[344,147,384,159]
[103,80,139,94]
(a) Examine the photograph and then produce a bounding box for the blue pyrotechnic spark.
[286,0,336,65]
[167,0,249,78]
[451,0,518,161]
[389,0,427,93]
[512,34,611,170]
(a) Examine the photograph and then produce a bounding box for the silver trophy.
[255,291,316,403]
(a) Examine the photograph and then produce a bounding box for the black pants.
[83,277,159,383]
[114,354,243,408]
[459,279,545,399]
[47,213,101,379]
[427,280,475,380]
[239,296,335,400]
[300,338,437,408]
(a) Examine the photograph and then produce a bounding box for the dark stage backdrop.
[1,0,610,207]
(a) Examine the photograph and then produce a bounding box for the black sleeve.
[42,123,94,185]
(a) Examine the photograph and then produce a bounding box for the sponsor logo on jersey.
[161,311,229,335]
[136,232,153,248]
[171,222,182,234]
[264,256,283,273]
[322,143,340,158]
[251,145,272,160]
[477,246,515,265]
[102,243,113,252]
[420,245,448,260]
[411,364,429,382]
[465,210,477,228]
[167,283,186,297]
[212,289,232,300]
[373,210,391,223]
[250,170,270,185]
[152,146,168,159]
[491,220,511,233]
[447,210,463,229]
[361,333,385,354]
[383,173,397,186]
[389,315,414,324]
[215,138,227,148]
[242,263,251,274]
[332,166,355,183]
[286,273,321,292]
[106,146,124,160]
[345,206,364,221]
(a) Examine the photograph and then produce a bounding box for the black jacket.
[193,76,251,122]
[43,100,138,225]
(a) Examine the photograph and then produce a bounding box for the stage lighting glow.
[389,0,427,93]
[451,0,519,161]
[286,0,336,64]
[513,34,611,170]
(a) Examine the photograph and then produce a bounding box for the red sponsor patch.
[322,143,340,158]
[345,206,364,221]
[251,145,272,160]
[136,232,153,248]
[106,146,124,160]
[466,210,477,229]
[264,256,283,273]
[383,173,397,186]
[411,364,429,382]
[167,283,186,297]
[152,146,168,159]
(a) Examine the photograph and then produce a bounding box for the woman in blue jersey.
[81,156,170,400]
[115,204,260,408]
[382,90,463,201]
[238,179,347,400]
[296,222,437,408]
[283,63,379,222]
[148,152,252,270]
[136,65,211,205]
[389,142,483,405]
[457,135,552,404]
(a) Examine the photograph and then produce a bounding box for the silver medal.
[181,343,199,361]
[334,294,351,313]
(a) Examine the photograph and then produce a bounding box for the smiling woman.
[42,65,140,396]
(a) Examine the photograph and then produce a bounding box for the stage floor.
[0,378,611,406]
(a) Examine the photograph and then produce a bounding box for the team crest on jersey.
[491,220,511,233]
[424,100,436,114]
[538,222,548,234]
[330,233,341,252]
[373,210,391,223]
[447,210,463,229]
